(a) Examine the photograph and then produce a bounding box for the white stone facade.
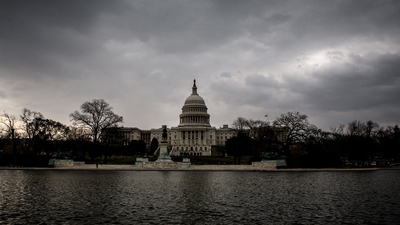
[168,80,214,156]
[108,80,234,156]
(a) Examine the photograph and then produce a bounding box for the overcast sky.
[1,0,399,131]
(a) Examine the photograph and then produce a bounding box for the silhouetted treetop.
[70,99,123,144]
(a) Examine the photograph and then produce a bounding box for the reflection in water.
[1,170,400,224]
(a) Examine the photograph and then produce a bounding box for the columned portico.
[146,79,233,156]
[169,80,216,156]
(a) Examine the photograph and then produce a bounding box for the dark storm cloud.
[1,0,400,130]
[209,49,400,125]
[0,1,127,78]
[295,52,400,111]
[252,1,400,63]
[210,73,282,108]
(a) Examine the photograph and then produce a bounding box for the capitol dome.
[184,80,206,105]
[179,80,210,127]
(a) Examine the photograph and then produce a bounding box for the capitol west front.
[110,80,235,156]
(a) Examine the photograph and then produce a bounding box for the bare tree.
[365,120,379,138]
[232,117,248,136]
[20,108,44,139]
[28,118,69,156]
[1,111,17,137]
[70,99,123,146]
[245,119,269,139]
[329,124,345,138]
[306,126,329,145]
[272,111,312,153]
[30,118,67,141]
[233,117,269,138]
[1,111,18,164]
[347,120,365,136]
[65,126,91,142]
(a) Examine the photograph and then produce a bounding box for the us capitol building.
[110,80,235,156]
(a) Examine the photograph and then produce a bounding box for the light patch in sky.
[0,0,399,131]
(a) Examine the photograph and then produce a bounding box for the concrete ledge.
[73,161,85,166]
[50,160,279,170]
[49,160,85,167]
[53,160,74,167]
[143,161,181,169]
[1,166,389,171]
[190,163,277,170]
[73,164,136,169]
[252,161,277,169]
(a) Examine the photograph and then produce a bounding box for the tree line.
[225,112,400,167]
[0,99,145,166]
[2,100,399,168]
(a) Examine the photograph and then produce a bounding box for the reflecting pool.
[1,170,399,224]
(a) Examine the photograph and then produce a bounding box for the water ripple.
[1,170,400,224]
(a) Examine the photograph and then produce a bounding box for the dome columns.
[179,80,211,127]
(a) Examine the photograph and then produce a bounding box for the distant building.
[166,80,235,156]
[104,80,235,156]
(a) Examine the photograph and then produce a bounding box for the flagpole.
[264,114,269,124]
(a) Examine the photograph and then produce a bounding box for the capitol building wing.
[106,80,235,156]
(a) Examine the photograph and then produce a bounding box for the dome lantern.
[179,79,210,127]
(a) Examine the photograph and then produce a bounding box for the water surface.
[1,170,399,224]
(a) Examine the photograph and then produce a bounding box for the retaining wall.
[52,161,278,170]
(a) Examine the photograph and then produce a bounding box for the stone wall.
[50,160,278,170]
[252,161,277,169]
[53,160,85,167]
[143,161,181,169]
[53,160,74,167]
[73,161,85,166]
[190,161,277,170]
